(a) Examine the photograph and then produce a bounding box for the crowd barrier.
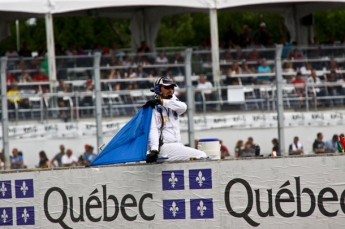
[0,154,345,228]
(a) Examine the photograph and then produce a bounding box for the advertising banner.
[1,111,345,140]
[1,155,345,228]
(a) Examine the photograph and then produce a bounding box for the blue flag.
[90,106,152,166]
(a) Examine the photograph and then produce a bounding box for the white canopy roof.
[49,0,215,14]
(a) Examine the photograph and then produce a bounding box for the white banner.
[1,111,345,140]
[0,155,345,228]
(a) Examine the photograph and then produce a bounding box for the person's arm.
[50,155,57,167]
[148,113,159,151]
[16,157,24,166]
[313,142,326,153]
[162,96,187,115]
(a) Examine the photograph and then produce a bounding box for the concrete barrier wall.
[0,155,345,228]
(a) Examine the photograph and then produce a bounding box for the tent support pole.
[209,8,221,110]
[275,45,285,156]
[185,48,195,148]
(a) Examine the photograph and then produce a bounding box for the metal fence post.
[1,57,10,169]
[93,53,103,153]
[275,45,285,156]
[185,48,195,148]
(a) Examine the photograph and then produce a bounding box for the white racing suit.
[148,95,206,161]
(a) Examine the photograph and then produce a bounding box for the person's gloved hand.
[143,99,161,108]
[146,150,159,163]
[254,144,260,156]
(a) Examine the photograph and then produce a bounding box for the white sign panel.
[1,155,345,228]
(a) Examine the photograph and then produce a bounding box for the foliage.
[0,9,342,53]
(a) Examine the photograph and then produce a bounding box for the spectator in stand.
[5,46,19,70]
[291,48,304,69]
[56,80,72,120]
[17,58,28,70]
[195,74,214,111]
[155,52,169,74]
[134,52,149,66]
[109,42,125,61]
[6,71,17,85]
[50,145,65,167]
[288,136,304,155]
[252,22,272,46]
[234,140,243,158]
[38,151,50,168]
[18,42,32,57]
[312,36,320,46]
[108,69,122,91]
[82,144,91,161]
[223,24,238,48]
[62,149,78,167]
[224,62,242,85]
[238,25,251,48]
[0,152,3,170]
[325,134,339,153]
[76,45,87,56]
[221,50,233,63]
[10,148,24,169]
[313,132,327,154]
[7,82,26,110]
[171,51,184,76]
[122,56,132,67]
[327,70,340,98]
[247,137,257,151]
[241,61,254,85]
[240,142,255,157]
[18,69,32,83]
[32,69,49,81]
[38,43,47,57]
[137,41,151,53]
[220,140,230,159]
[137,65,151,88]
[279,36,292,59]
[337,74,345,95]
[283,62,295,74]
[171,51,184,64]
[93,43,103,55]
[306,70,325,106]
[80,79,94,115]
[257,60,272,84]
[271,138,280,156]
[291,72,306,106]
[65,43,77,56]
[247,49,261,70]
[84,145,96,165]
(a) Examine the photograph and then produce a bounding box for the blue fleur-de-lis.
[168,172,178,188]
[21,181,28,196]
[196,171,205,187]
[22,208,29,223]
[0,183,7,197]
[170,201,179,217]
[197,200,207,216]
[1,209,8,223]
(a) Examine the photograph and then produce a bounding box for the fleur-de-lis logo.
[0,183,7,197]
[196,171,205,187]
[22,208,29,223]
[170,201,179,217]
[1,209,8,223]
[21,181,28,196]
[197,200,207,216]
[168,172,178,188]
